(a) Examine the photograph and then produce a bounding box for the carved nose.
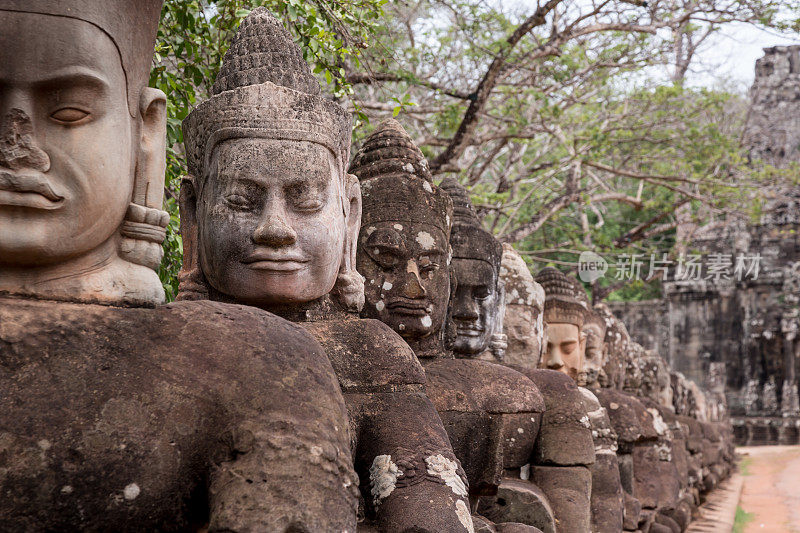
[253,215,297,247]
[546,350,564,369]
[453,295,479,320]
[403,260,426,299]
[0,108,50,172]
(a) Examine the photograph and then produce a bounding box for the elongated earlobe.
[120,88,170,273]
[332,173,365,312]
[176,175,209,301]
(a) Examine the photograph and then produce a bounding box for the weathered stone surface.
[476,479,556,533]
[530,465,591,533]
[0,296,359,531]
[499,244,546,369]
[521,369,595,466]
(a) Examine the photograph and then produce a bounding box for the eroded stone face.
[543,322,584,382]
[197,138,345,305]
[449,258,502,355]
[583,322,607,387]
[358,221,450,339]
[0,13,131,266]
[0,10,167,305]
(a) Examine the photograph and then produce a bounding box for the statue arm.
[352,390,475,533]
[207,416,359,532]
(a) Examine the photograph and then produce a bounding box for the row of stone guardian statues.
[0,3,734,532]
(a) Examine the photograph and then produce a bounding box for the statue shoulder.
[302,316,426,391]
[423,358,544,414]
[512,368,595,466]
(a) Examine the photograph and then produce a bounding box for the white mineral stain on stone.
[647,408,670,436]
[421,315,433,328]
[38,439,51,450]
[416,231,435,250]
[455,499,475,532]
[520,463,531,480]
[375,301,385,312]
[393,224,404,231]
[517,427,524,434]
[61,485,73,495]
[425,454,468,497]
[123,483,140,501]
[383,281,393,291]
[310,445,323,457]
[370,455,401,507]
[403,163,415,173]
[610,402,620,410]
[365,226,376,236]
[579,415,591,429]
[399,324,406,331]
[423,181,434,193]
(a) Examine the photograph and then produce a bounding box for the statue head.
[439,178,504,357]
[582,308,608,388]
[593,303,630,389]
[639,353,674,411]
[179,9,362,312]
[0,0,168,305]
[623,341,646,394]
[535,267,586,382]
[351,119,453,347]
[499,244,545,368]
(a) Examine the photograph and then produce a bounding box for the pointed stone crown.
[439,178,502,271]
[183,8,351,180]
[500,243,544,309]
[212,8,320,96]
[350,119,451,234]
[350,119,432,182]
[536,267,586,326]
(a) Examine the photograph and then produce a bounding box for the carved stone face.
[582,322,607,387]
[449,258,501,355]
[543,322,585,381]
[358,222,449,339]
[197,138,345,305]
[0,13,133,266]
[504,302,544,367]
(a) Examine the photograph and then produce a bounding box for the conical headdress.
[439,178,502,270]
[183,8,351,180]
[535,267,586,326]
[350,119,451,234]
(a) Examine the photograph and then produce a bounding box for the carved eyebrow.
[31,67,110,93]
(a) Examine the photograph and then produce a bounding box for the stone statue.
[350,120,542,529]
[582,306,609,388]
[441,178,594,532]
[497,244,546,369]
[351,123,556,532]
[179,13,473,532]
[0,0,169,306]
[535,267,587,383]
[0,3,361,531]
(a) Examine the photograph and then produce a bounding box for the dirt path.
[738,445,800,532]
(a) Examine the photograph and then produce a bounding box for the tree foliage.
[151,0,799,301]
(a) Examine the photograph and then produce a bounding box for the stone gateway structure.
[610,45,800,446]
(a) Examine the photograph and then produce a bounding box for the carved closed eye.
[473,286,492,300]
[50,107,90,124]
[365,228,405,269]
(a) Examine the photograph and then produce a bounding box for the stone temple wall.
[611,45,800,445]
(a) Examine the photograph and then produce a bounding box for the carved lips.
[0,171,64,209]
[241,250,310,272]
[387,297,430,316]
[454,320,484,337]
